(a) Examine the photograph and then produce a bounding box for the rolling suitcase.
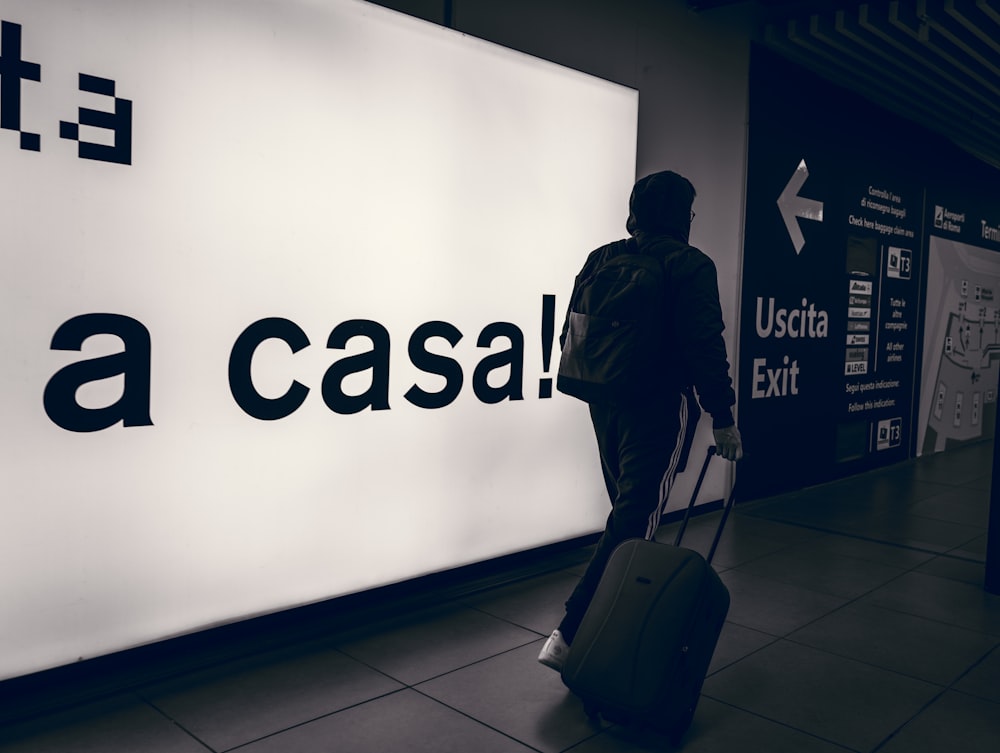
[560,446,736,742]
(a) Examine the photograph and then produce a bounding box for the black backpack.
[557,238,674,403]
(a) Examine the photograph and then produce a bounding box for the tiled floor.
[2,442,999,752]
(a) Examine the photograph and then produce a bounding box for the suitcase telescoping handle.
[671,445,737,565]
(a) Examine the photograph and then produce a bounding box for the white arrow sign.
[778,159,824,254]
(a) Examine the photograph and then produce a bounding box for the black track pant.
[558,390,697,644]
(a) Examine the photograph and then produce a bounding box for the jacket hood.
[626,170,696,242]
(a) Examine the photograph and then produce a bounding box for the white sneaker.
[537,629,570,672]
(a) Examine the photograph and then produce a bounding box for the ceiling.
[688,0,1000,170]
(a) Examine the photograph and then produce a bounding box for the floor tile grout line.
[724,552,965,605]
[164,687,414,753]
[841,600,1000,640]
[411,636,548,686]
[781,589,1000,677]
[868,686,950,753]
[407,685,556,753]
[872,640,1000,753]
[944,684,1000,709]
[463,604,550,638]
[796,544,986,632]
[725,544,919,605]
[777,631,955,690]
[134,646,416,753]
[717,535,887,577]
[697,696,862,752]
[945,643,1000,695]
[139,695,219,753]
[733,513,988,565]
[705,630,783,678]
[333,632,546,691]
[379,636,613,752]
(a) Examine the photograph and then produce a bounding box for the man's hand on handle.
[713,425,743,461]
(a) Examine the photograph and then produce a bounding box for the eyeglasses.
[690,211,696,221]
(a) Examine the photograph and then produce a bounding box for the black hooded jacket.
[565,171,736,428]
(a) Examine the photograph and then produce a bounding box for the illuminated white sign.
[0,0,637,679]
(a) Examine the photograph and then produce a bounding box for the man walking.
[539,170,742,671]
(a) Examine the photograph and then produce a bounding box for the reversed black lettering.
[229,317,311,420]
[322,319,390,414]
[473,322,524,404]
[43,313,152,431]
[405,321,463,409]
